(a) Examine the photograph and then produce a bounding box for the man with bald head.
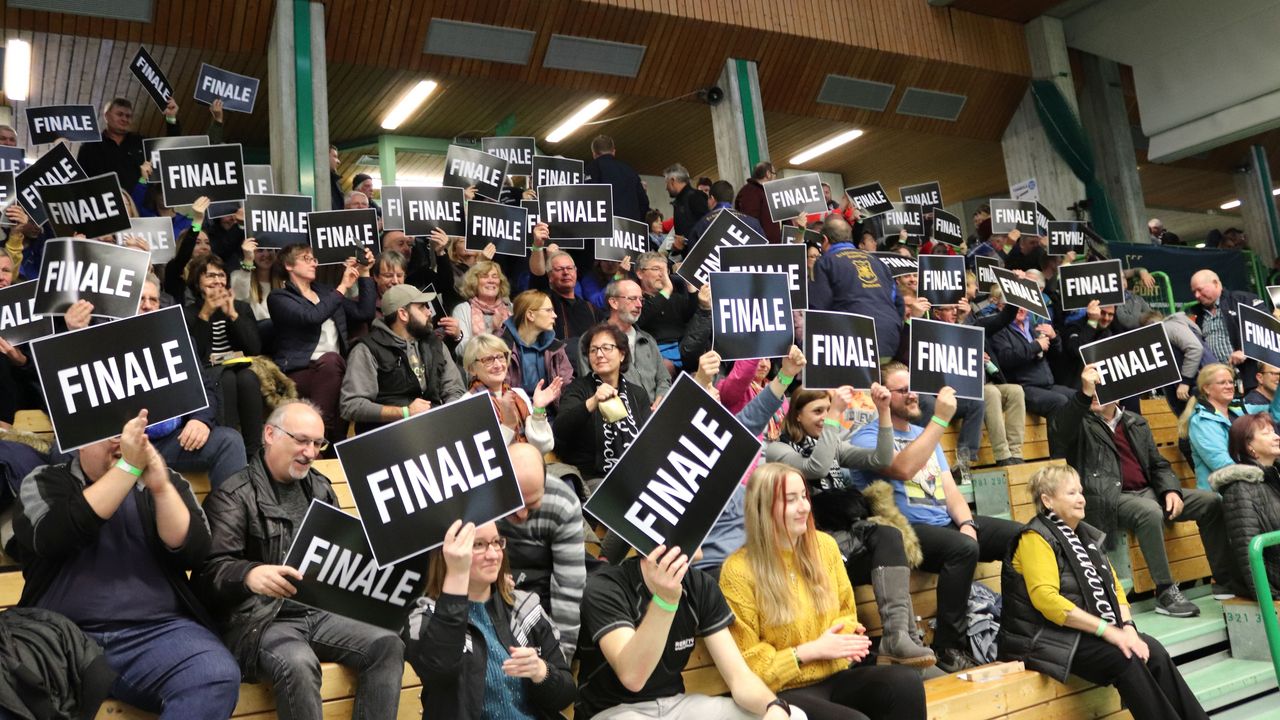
[197,400,405,718]
[1188,269,1265,393]
[809,213,904,360]
[497,442,587,661]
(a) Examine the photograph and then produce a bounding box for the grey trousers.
[592,694,808,720]
[1113,487,1241,592]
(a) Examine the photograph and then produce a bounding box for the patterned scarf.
[595,373,639,473]
[786,432,847,492]
[471,379,529,443]
[469,297,511,337]
[1042,510,1120,624]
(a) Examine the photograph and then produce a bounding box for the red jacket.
[734,178,781,244]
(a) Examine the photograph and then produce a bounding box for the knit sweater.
[718,532,859,692]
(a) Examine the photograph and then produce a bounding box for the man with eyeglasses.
[634,251,698,372]
[1245,363,1280,407]
[586,278,671,405]
[339,283,465,435]
[529,242,601,341]
[197,400,406,719]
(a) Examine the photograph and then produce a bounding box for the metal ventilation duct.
[10,0,152,22]
[424,19,536,66]
[543,34,646,78]
[817,75,895,112]
[896,87,967,121]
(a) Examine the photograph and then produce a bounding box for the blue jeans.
[84,617,241,720]
[152,424,248,488]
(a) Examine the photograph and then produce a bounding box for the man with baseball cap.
[339,284,465,434]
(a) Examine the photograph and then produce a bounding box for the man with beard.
[581,278,671,405]
[339,284,465,435]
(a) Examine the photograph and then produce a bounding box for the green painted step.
[1210,690,1280,720]
[1132,593,1227,657]
[1182,657,1278,712]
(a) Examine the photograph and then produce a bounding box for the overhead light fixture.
[1273,187,1280,196]
[4,39,31,101]
[380,80,438,130]
[546,98,611,143]
[1220,199,1242,210]
[789,129,864,166]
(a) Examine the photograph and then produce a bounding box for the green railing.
[1132,270,1175,314]
[1248,529,1280,685]
[1243,250,1269,298]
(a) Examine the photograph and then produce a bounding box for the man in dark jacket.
[1050,365,1243,614]
[339,284,465,435]
[1187,269,1266,394]
[583,135,649,222]
[685,181,765,247]
[6,410,241,719]
[808,214,904,361]
[663,163,710,241]
[1058,300,1116,389]
[76,97,182,190]
[991,307,1074,417]
[197,400,405,716]
[733,161,781,244]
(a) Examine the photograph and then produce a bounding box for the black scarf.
[1042,511,1120,623]
[594,373,639,474]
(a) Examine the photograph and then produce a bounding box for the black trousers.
[778,665,926,720]
[845,524,909,585]
[913,515,1021,651]
[0,355,41,426]
[1071,631,1208,720]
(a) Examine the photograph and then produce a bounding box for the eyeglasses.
[203,271,227,280]
[475,353,509,368]
[551,265,576,274]
[296,255,318,264]
[588,344,618,356]
[888,387,914,395]
[615,295,644,304]
[472,537,507,554]
[272,425,329,451]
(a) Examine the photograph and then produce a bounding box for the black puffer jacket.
[1049,391,1181,534]
[194,453,336,681]
[1210,462,1280,599]
[0,607,115,720]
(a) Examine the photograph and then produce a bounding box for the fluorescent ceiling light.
[546,98,611,143]
[1273,187,1280,196]
[789,129,864,165]
[380,80,438,130]
[1220,199,1242,210]
[4,39,31,101]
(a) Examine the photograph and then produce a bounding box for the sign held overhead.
[803,310,879,390]
[25,105,100,145]
[194,63,260,113]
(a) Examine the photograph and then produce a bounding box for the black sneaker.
[996,457,1025,466]
[1155,584,1200,618]
[934,647,980,673]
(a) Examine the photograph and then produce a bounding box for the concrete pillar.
[711,58,769,188]
[267,1,298,195]
[307,2,331,209]
[1000,17,1086,222]
[1234,144,1280,265]
[267,1,329,205]
[1078,54,1146,245]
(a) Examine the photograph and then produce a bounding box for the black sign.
[531,155,583,190]
[1047,221,1098,256]
[443,144,507,202]
[30,305,208,451]
[900,181,943,210]
[1240,304,1280,370]
[781,225,821,246]
[908,318,985,401]
[207,163,273,218]
[246,194,312,249]
[975,255,1001,291]
[284,501,429,631]
[583,375,761,557]
[990,199,1038,235]
[1079,323,1180,405]
[0,170,14,225]
[336,393,524,567]
[380,186,404,231]
[481,137,535,176]
[721,243,807,310]
[17,145,86,227]
[870,252,917,278]
[129,46,173,111]
[845,182,895,216]
[402,186,465,238]
[991,266,1049,319]
[33,238,149,319]
[194,63,260,114]
[117,216,177,264]
[309,208,378,265]
[538,184,613,242]
[1058,259,1124,311]
[879,203,924,243]
[157,144,245,208]
[803,310,879,390]
[763,173,826,222]
[1035,202,1054,238]
[143,135,209,185]
[917,255,965,306]
[597,216,648,263]
[710,271,793,361]
[0,280,54,346]
[37,173,131,239]
[931,209,964,247]
[25,105,100,144]
[466,200,527,258]
[674,209,767,289]
[0,147,26,175]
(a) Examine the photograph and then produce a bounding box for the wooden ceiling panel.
[946,0,1069,25]
[1,1,273,52]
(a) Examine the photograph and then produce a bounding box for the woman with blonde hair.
[719,462,926,720]
[462,333,562,453]
[1179,363,1280,490]
[998,466,1206,720]
[450,260,513,357]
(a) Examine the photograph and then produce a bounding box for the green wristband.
[114,458,143,477]
[191,222,202,233]
[777,372,794,387]
[823,418,841,429]
[1095,619,1110,637]
[401,407,410,419]
[930,415,950,429]
[651,594,679,613]
[532,406,547,416]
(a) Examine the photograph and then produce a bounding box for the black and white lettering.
[1058,259,1124,310]
[443,144,507,201]
[538,184,613,242]
[466,200,528,258]
[401,186,465,238]
[803,310,879,390]
[931,209,964,247]
[0,280,54,346]
[991,266,1050,319]
[16,145,86,227]
[917,254,965,306]
[308,208,378,265]
[1079,323,1180,405]
[158,144,246,207]
[117,216,176,264]
[763,173,826,222]
[194,63,260,113]
[720,243,808,310]
[33,238,149,319]
[899,181,942,210]
[710,271,793,361]
[531,155,584,191]
[129,46,173,111]
[989,199,1038,235]
[1240,304,1280,370]
[37,173,131,239]
[481,137,536,176]
[674,209,767,289]
[245,194,313,249]
[844,181,894,215]
[25,105,100,144]
[909,318,985,400]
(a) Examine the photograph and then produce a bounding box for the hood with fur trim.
[1209,463,1265,492]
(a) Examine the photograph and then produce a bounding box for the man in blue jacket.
[583,135,650,222]
[809,214,903,361]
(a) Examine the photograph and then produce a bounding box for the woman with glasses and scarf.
[463,334,563,454]
[998,465,1207,720]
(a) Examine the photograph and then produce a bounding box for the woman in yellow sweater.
[719,463,926,720]
[997,466,1207,720]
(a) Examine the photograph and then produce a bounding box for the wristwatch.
[959,519,980,532]
[765,698,791,715]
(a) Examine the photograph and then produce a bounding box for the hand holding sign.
[641,545,689,606]
[441,520,478,589]
[246,564,303,598]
